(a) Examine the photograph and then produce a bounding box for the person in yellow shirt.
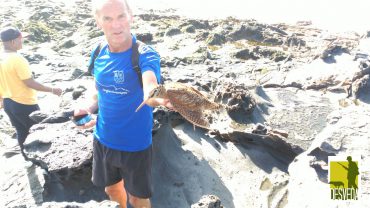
[0,26,63,150]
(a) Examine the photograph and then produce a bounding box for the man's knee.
[105,181,124,197]
[105,186,118,197]
[128,195,150,208]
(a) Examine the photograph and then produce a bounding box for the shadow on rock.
[43,165,107,203]
[152,124,235,208]
[308,147,336,183]
[211,129,302,173]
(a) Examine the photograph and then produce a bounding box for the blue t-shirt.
[90,35,160,152]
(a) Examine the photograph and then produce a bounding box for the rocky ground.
[1,0,369,207]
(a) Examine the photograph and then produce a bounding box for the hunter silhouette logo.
[329,156,360,200]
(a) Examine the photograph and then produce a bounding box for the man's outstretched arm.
[23,78,62,96]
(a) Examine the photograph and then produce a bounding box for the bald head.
[92,0,132,17]
[91,0,134,52]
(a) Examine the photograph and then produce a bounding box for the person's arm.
[22,78,62,96]
[75,92,98,115]
[15,55,62,96]
[142,71,172,108]
[74,89,98,129]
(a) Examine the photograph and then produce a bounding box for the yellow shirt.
[0,52,37,105]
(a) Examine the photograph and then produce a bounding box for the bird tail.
[207,102,225,110]
[216,103,230,111]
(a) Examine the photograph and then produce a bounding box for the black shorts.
[92,139,153,198]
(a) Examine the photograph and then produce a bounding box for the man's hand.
[159,98,174,110]
[141,71,174,110]
[145,98,174,110]
[51,87,63,96]
[73,109,96,129]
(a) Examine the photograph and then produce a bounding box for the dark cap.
[0,26,23,42]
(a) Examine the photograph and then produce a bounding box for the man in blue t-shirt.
[74,0,172,207]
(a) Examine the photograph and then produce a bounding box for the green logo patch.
[329,156,359,200]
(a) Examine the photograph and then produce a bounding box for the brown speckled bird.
[135,82,222,129]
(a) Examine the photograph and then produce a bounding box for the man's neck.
[107,38,132,53]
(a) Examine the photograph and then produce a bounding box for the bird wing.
[167,82,207,97]
[166,87,208,109]
[171,100,210,129]
[167,89,197,109]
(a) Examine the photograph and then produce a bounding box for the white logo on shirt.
[113,70,124,84]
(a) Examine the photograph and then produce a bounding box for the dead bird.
[135,82,223,129]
